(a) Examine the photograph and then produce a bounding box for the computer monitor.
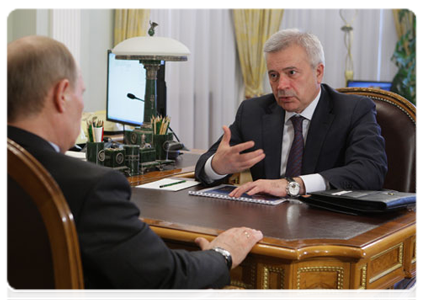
[347,80,392,91]
[106,50,166,126]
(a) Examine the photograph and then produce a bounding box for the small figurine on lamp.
[340,10,358,86]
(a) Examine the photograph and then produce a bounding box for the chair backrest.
[7,138,84,289]
[337,87,416,193]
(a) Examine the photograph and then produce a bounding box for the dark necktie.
[285,115,305,177]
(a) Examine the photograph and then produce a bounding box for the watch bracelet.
[210,247,232,270]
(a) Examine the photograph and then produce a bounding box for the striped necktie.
[285,115,305,177]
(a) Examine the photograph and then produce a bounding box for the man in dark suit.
[195,29,387,198]
[7,35,263,289]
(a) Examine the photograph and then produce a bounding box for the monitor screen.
[106,50,166,126]
[347,80,392,91]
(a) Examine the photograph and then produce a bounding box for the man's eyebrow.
[282,66,298,71]
[268,66,298,73]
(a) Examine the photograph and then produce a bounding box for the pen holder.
[93,127,103,143]
[86,142,105,165]
[153,133,173,161]
[124,145,140,176]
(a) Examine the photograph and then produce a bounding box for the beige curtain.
[393,9,414,38]
[114,9,150,46]
[392,9,414,56]
[233,9,284,99]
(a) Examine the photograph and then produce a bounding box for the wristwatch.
[211,247,232,270]
[285,177,301,197]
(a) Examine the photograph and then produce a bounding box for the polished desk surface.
[128,152,416,289]
[131,186,414,257]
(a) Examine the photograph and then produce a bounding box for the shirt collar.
[48,141,60,153]
[285,88,322,123]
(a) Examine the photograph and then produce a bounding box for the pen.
[159,180,186,188]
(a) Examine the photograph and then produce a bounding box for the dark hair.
[8,36,77,122]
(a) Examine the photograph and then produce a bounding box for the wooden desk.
[130,186,416,289]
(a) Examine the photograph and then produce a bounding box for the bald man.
[8,35,263,289]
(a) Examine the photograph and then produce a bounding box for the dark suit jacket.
[8,126,229,289]
[195,84,388,190]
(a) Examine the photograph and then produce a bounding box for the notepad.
[65,151,86,160]
[188,184,287,205]
[136,178,200,191]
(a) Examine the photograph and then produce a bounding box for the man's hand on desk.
[228,177,306,198]
[195,227,263,270]
[211,125,266,175]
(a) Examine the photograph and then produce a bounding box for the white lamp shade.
[112,36,190,61]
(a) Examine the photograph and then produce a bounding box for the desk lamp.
[112,22,190,132]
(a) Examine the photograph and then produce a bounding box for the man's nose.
[277,75,290,90]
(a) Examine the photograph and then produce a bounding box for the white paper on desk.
[65,151,86,160]
[136,178,200,191]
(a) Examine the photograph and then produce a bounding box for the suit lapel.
[262,102,285,179]
[302,86,335,174]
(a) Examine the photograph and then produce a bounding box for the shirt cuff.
[299,173,329,194]
[204,154,227,181]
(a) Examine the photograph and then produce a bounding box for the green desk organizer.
[104,148,125,168]
[123,145,140,176]
[86,142,105,165]
[153,133,173,161]
[124,128,153,146]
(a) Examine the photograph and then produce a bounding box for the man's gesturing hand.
[195,227,263,269]
[211,126,265,175]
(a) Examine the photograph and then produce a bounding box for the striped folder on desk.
[188,184,287,205]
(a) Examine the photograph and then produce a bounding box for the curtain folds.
[392,9,414,55]
[392,9,414,38]
[233,9,284,99]
[114,9,150,46]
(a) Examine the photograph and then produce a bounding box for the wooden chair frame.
[7,138,84,289]
[337,88,420,193]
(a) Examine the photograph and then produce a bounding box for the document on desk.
[189,184,288,205]
[136,178,200,191]
[65,151,86,161]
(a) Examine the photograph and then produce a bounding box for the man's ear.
[52,79,71,113]
[316,63,325,84]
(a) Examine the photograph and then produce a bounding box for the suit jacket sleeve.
[316,95,387,190]
[78,170,229,289]
[196,86,387,191]
[195,100,250,186]
[7,126,230,289]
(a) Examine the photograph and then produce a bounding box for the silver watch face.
[288,182,300,196]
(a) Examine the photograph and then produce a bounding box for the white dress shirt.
[204,89,328,194]
[48,141,60,153]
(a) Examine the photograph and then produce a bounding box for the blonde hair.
[8,36,77,122]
